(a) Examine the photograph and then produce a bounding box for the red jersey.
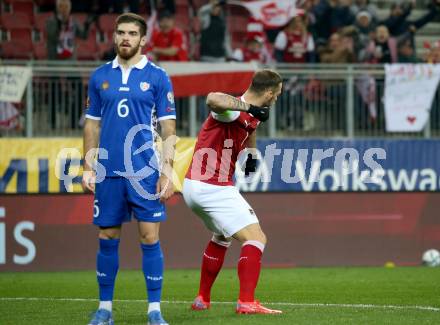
[150,27,188,61]
[284,31,310,63]
[242,47,264,62]
[186,109,260,186]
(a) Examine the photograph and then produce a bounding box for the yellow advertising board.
[0,138,195,193]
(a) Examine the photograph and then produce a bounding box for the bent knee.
[139,232,159,244]
[242,230,267,245]
[256,231,267,246]
[99,227,121,240]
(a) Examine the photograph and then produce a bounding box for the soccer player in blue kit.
[82,13,176,325]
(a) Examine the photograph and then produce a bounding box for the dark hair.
[115,13,147,36]
[158,9,174,20]
[249,69,282,94]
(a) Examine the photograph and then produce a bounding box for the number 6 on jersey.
[117,98,129,117]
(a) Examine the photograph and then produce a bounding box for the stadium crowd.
[1,0,439,64]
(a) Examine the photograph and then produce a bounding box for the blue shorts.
[93,176,166,227]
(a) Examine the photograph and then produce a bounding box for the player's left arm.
[157,119,176,202]
[155,71,177,202]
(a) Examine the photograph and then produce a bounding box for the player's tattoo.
[223,94,249,112]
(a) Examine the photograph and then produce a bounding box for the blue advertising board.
[234,139,440,192]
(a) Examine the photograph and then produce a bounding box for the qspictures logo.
[0,207,36,265]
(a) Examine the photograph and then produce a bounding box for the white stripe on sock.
[99,301,112,312]
[242,240,265,252]
[148,302,161,313]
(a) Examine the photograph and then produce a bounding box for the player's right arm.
[206,92,269,122]
[206,92,249,113]
[82,71,102,193]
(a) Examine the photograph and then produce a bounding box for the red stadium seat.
[97,42,114,58]
[33,41,47,60]
[9,27,32,41]
[192,0,206,10]
[72,13,88,26]
[231,30,248,51]
[228,15,249,33]
[175,4,189,15]
[75,30,99,60]
[98,14,119,32]
[0,12,33,29]
[1,40,33,59]
[175,12,190,31]
[4,0,35,16]
[34,12,53,34]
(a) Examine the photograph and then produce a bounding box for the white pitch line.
[0,297,439,312]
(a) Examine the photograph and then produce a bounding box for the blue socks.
[141,241,164,303]
[96,239,163,307]
[97,238,119,302]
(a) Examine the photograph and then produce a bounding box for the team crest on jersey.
[140,82,150,91]
[167,91,174,104]
[102,81,109,90]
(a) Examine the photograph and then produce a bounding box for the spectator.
[46,0,92,60]
[425,40,440,63]
[360,25,398,63]
[232,36,271,63]
[46,0,93,129]
[350,0,379,23]
[310,0,354,44]
[355,10,375,40]
[330,0,356,32]
[274,15,316,63]
[198,0,232,62]
[398,37,422,62]
[382,0,439,48]
[310,0,333,43]
[243,17,274,63]
[148,10,189,61]
[319,31,356,63]
[351,11,376,60]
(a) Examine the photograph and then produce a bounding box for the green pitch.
[1,267,439,324]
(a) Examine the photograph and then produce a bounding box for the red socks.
[198,239,265,303]
[238,241,265,302]
[198,239,229,301]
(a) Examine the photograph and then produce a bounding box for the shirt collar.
[112,55,149,69]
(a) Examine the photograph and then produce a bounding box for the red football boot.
[236,300,282,314]
[191,295,211,311]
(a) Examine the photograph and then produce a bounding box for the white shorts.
[182,178,259,238]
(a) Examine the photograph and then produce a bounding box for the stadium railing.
[1,60,439,139]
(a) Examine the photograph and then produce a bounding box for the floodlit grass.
[1,267,439,324]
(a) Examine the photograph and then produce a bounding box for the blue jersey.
[85,56,176,178]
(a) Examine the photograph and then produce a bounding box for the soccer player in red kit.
[182,70,283,314]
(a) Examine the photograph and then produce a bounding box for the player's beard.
[116,41,140,60]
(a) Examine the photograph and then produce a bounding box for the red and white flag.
[161,62,258,97]
[230,0,298,29]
